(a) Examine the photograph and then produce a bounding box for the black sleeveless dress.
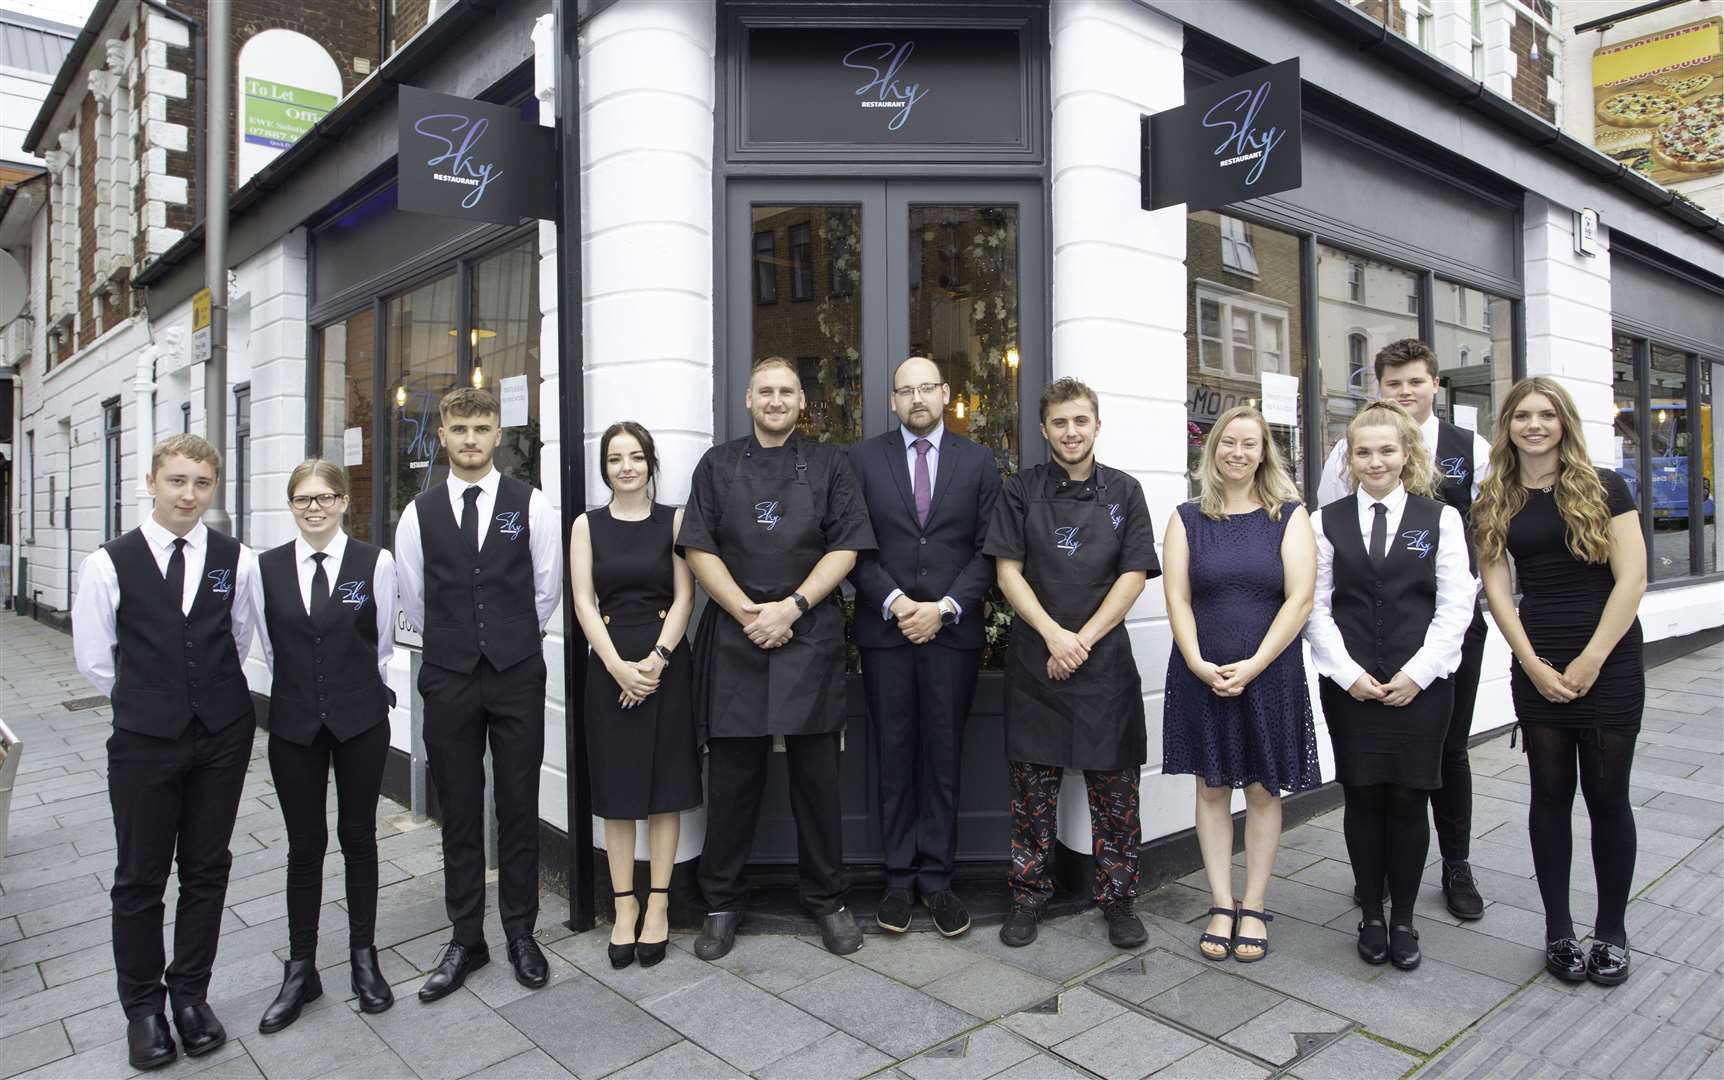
[584,504,701,818]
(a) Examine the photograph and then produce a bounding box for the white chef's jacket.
[254,530,397,687]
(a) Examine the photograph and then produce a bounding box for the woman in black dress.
[569,422,701,969]
[1474,377,1646,987]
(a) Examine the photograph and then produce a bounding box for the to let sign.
[397,86,555,226]
[1142,59,1302,213]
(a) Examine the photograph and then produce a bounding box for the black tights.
[1523,724,1637,947]
[1343,783,1430,926]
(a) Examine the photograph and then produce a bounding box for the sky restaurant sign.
[396,86,555,226]
[1143,59,1303,213]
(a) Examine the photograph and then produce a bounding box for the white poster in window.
[343,426,363,466]
[1452,404,1479,433]
[499,375,529,428]
[1259,371,1299,427]
[1614,436,1626,469]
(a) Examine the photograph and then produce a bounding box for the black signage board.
[744,27,1024,146]
[1143,59,1302,213]
[397,86,554,226]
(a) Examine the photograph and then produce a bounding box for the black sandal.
[1233,908,1273,964]
[608,891,638,969]
[637,887,671,968]
[1198,905,1237,961]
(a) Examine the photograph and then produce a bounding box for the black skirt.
[1319,676,1452,789]
[583,617,702,819]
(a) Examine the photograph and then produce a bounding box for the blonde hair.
[286,459,350,500]
[150,433,222,476]
[1343,401,1438,499]
[1196,406,1302,521]
[750,356,800,383]
[1472,376,1613,564]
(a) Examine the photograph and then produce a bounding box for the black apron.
[1003,469,1147,771]
[691,441,847,745]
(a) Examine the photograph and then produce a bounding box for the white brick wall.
[1522,195,1615,460]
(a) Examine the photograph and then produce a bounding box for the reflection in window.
[1433,280,1512,438]
[1612,334,1642,536]
[751,205,862,444]
[319,309,376,541]
[384,275,458,545]
[103,400,122,541]
[908,206,1021,471]
[1185,212,1307,495]
[1650,344,1692,579]
[1317,245,1419,457]
[1704,362,1718,575]
[470,238,542,487]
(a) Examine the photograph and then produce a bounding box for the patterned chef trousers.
[1007,761,1141,910]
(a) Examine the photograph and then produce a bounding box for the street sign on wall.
[190,287,211,364]
[396,86,555,226]
[236,29,342,185]
[1142,59,1302,213]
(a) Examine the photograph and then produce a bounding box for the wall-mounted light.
[1528,38,1540,62]
[1005,346,1020,370]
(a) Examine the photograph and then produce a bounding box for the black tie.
[1369,503,1388,569]
[310,552,330,620]
[461,486,481,551]
[165,538,187,612]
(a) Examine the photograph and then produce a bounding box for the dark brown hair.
[1038,377,1099,423]
[1373,338,1440,382]
[439,386,500,423]
[599,421,660,497]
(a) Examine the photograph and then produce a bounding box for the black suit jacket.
[848,428,1001,651]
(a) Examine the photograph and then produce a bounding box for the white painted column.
[240,230,310,553]
[1521,195,1614,461]
[133,342,157,522]
[1048,0,1188,854]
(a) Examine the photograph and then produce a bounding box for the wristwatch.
[653,645,672,667]
[938,598,959,626]
[791,592,810,614]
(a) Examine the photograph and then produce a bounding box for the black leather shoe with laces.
[1442,861,1485,920]
[876,888,914,933]
[1103,901,1148,949]
[1545,937,1587,982]
[508,936,549,989]
[923,890,971,938]
[1587,940,1631,986]
[1000,906,1041,947]
[417,941,489,1002]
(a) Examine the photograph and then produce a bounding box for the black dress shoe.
[258,958,323,1033]
[876,888,914,933]
[126,1015,177,1071]
[172,1003,226,1058]
[637,887,671,968]
[816,907,863,955]
[1442,861,1485,920]
[1587,940,1631,986]
[1103,900,1149,949]
[351,946,394,1014]
[1000,906,1041,948]
[923,890,971,938]
[1545,937,1587,982]
[1389,923,1421,971]
[417,941,489,1002]
[1357,918,1389,965]
[508,936,550,989]
[694,911,743,961]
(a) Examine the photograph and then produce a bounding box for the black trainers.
[923,890,971,938]
[876,889,914,933]
[1102,900,1148,949]
[999,906,1040,947]
[1442,861,1485,920]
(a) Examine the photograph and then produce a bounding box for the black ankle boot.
[351,946,394,1014]
[257,959,322,1034]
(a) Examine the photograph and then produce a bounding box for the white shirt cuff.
[883,588,904,620]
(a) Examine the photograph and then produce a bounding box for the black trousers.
[699,732,846,917]
[860,644,979,894]
[268,721,390,960]
[107,716,254,1019]
[1430,608,1487,862]
[421,655,546,947]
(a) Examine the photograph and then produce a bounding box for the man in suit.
[849,356,1001,936]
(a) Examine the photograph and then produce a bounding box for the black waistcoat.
[1434,419,1479,573]
[416,475,540,674]
[107,527,252,738]
[1322,494,1445,681]
[260,539,389,745]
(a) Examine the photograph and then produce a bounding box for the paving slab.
[0,1022,74,1080]
[1000,986,1126,1048]
[1218,998,1350,1066]
[754,1031,894,1080]
[898,1026,1039,1080]
[1285,1031,1419,1080]
[922,954,1060,1021]
[782,963,977,1061]
[1084,949,1207,1004]
[639,965,835,1072]
[361,985,534,1079]
[1051,1010,1207,1080]
[606,1040,744,1079]
[1142,969,1285,1038]
[497,972,677,1079]
[954,921,1125,983]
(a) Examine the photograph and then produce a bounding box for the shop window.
[750,205,862,444]
[827,209,855,298]
[1318,245,1419,454]
[752,230,778,305]
[789,224,814,302]
[1434,281,1512,437]
[469,238,542,487]
[319,309,377,542]
[1406,276,1419,315]
[1650,344,1693,579]
[1348,334,1368,393]
[1186,212,1307,495]
[1612,332,1643,527]
[1705,362,1718,576]
[1346,260,1363,302]
[384,275,458,545]
[233,385,250,544]
[103,399,122,541]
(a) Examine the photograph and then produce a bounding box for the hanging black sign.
[397,86,554,225]
[744,27,1025,147]
[1142,59,1302,213]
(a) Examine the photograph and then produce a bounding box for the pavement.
[0,612,1719,1080]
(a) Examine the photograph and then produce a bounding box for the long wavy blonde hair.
[1472,376,1613,564]
[1343,400,1439,499]
[1197,406,1303,521]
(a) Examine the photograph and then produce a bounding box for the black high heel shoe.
[637,887,671,968]
[608,891,638,970]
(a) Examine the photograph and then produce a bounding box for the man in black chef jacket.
[395,386,564,1000]
[73,434,263,1070]
[680,356,878,960]
[985,378,1160,949]
[848,356,1000,937]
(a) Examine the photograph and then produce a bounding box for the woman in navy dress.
[1163,406,1318,963]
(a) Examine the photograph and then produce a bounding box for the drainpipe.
[201,0,230,532]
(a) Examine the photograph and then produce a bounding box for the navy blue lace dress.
[1162,501,1320,793]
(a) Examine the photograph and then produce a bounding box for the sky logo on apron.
[337,580,370,609]
[1107,503,1124,531]
[207,568,233,598]
[1054,525,1084,557]
[1439,456,1468,482]
[755,500,782,531]
[495,511,525,541]
[1402,529,1434,559]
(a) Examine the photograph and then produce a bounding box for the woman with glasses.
[254,460,397,1031]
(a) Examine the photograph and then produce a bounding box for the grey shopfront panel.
[1611,247,1724,357]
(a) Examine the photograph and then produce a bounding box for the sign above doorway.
[1142,58,1303,213]
[396,86,555,226]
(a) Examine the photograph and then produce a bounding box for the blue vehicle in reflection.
[1615,400,1714,527]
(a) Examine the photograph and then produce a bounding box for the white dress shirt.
[1316,412,1493,507]
[72,517,262,697]
[394,467,563,634]
[1306,482,1475,692]
[254,530,397,686]
[882,422,962,623]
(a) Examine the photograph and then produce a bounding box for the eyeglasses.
[892,383,945,400]
[289,493,343,511]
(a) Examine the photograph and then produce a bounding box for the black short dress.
[1507,469,1644,732]
[584,504,702,818]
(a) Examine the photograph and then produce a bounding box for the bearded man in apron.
[985,378,1161,949]
[678,357,878,961]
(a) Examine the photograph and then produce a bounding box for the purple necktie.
[913,438,932,527]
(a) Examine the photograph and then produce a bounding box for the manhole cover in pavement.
[62,696,108,711]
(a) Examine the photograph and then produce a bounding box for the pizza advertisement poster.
[1591,17,1723,185]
